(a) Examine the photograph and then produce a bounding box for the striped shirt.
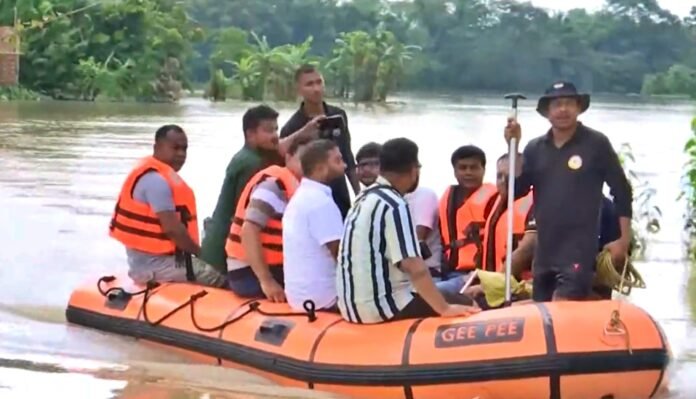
[336,176,421,324]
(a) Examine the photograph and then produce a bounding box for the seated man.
[355,142,443,280]
[224,137,310,300]
[110,125,224,286]
[438,152,533,297]
[336,137,480,324]
[407,185,443,280]
[439,146,498,280]
[200,105,285,275]
[480,153,533,274]
[283,140,346,311]
[355,142,382,188]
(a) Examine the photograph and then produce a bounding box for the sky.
[525,0,694,17]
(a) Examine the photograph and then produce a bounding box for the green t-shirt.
[200,146,267,272]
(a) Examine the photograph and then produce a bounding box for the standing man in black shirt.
[504,81,633,302]
[280,64,360,219]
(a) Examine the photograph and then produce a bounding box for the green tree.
[3,0,696,101]
[4,0,201,102]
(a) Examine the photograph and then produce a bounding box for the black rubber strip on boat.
[306,318,343,390]
[535,303,560,399]
[214,298,258,366]
[401,318,425,399]
[66,306,669,387]
[645,311,670,398]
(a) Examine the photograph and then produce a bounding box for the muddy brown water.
[0,95,694,398]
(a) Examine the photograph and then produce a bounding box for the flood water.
[0,94,694,398]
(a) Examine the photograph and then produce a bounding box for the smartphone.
[318,114,344,131]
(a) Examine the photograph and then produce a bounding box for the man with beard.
[336,138,479,324]
[283,139,347,311]
[504,81,633,302]
[199,105,285,275]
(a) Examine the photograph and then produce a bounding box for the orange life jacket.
[481,192,534,274]
[225,165,299,268]
[109,156,199,255]
[439,183,497,271]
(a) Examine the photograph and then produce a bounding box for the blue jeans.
[435,271,473,299]
[226,266,284,298]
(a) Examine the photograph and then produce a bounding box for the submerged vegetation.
[617,143,661,260]
[0,85,40,101]
[1,0,696,103]
[682,118,696,258]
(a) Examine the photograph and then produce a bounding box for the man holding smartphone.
[280,64,360,219]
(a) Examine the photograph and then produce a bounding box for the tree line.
[2,0,695,102]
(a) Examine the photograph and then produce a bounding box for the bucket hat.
[536,81,590,117]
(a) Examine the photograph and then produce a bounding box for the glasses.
[357,160,380,168]
[357,160,421,170]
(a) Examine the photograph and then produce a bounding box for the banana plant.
[229,56,262,100]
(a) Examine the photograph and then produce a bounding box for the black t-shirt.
[280,102,356,219]
[513,123,632,267]
[524,196,621,251]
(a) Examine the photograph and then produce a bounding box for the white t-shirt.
[404,187,442,271]
[282,178,344,310]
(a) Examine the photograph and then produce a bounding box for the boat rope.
[189,298,317,333]
[601,254,633,354]
[97,275,159,301]
[96,276,317,332]
[594,249,646,295]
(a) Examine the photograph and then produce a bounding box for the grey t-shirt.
[125,171,179,281]
[226,177,290,271]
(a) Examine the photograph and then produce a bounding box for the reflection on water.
[0,96,695,398]
[0,353,346,399]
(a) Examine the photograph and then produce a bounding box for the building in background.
[0,26,20,86]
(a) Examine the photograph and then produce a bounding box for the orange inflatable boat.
[66,275,670,399]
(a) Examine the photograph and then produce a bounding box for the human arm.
[240,215,285,301]
[159,212,201,255]
[511,233,536,279]
[346,169,360,195]
[600,135,633,255]
[387,202,480,317]
[240,182,288,302]
[278,115,325,156]
[409,188,438,239]
[510,205,537,278]
[308,199,344,260]
[339,111,360,194]
[504,118,534,199]
[139,173,200,255]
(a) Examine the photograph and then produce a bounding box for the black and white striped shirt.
[336,176,421,324]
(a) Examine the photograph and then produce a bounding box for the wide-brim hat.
[536,81,591,117]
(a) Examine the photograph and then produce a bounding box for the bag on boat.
[475,270,533,308]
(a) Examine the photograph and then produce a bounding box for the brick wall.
[0,26,19,86]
